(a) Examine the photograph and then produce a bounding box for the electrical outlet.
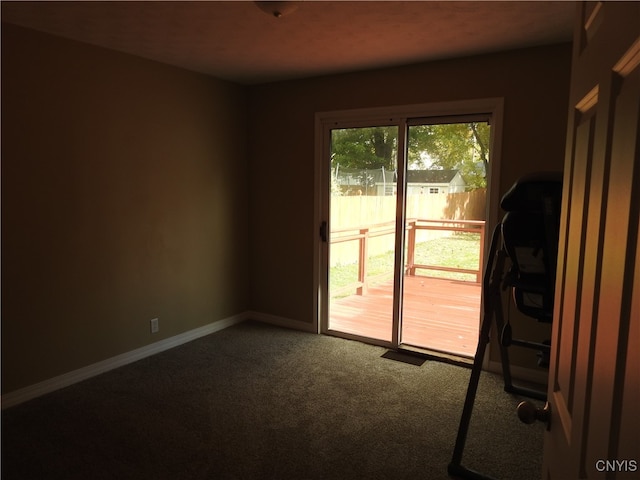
[150,318,159,334]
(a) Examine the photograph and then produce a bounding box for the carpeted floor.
[1,320,545,479]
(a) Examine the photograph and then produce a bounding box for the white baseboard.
[2,311,548,409]
[246,310,317,333]
[1,313,247,410]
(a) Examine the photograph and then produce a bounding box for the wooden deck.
[329,275,481,357]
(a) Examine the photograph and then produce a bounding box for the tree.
[331,122,490,190]
[409,122,490,189]
[331,127,397,170]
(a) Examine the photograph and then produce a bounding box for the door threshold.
[323,329,475,369]
[397,344,474,368]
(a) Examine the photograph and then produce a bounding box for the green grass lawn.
[330,232,481,293]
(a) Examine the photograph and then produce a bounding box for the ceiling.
[1,1,576,85]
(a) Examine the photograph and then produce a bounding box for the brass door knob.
[517,401,551,429]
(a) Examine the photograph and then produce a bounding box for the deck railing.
[330,219,485,296]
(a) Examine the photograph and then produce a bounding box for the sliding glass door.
[320,104,497,358]
[327,125,399,342]
[400,121,488,356]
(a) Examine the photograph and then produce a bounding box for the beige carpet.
[1,320,545,480]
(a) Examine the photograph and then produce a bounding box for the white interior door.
[543,2,640,478]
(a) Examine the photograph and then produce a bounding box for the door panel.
[400,122,487,356]
[544,2,640,478]
[327,126,399,343]
[585,63,639,477]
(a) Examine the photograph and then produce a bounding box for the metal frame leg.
[448,224,548,479]
[448,225,505,480]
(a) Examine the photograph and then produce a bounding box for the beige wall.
[1,24,249,394]
[248,44,571,325]
[2,24,572,395]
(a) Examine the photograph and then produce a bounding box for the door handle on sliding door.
[320,221,328,242]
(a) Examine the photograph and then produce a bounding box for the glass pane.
[401,122,488,356]
[328,126,398,342]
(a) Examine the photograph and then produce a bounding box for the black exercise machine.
[448,172,563,480]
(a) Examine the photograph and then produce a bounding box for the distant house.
[405,169,466,195]
[333,167,466,195]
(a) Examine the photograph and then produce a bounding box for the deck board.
[329,275,481,357]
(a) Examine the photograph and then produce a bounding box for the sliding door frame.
[313,99,504,356]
